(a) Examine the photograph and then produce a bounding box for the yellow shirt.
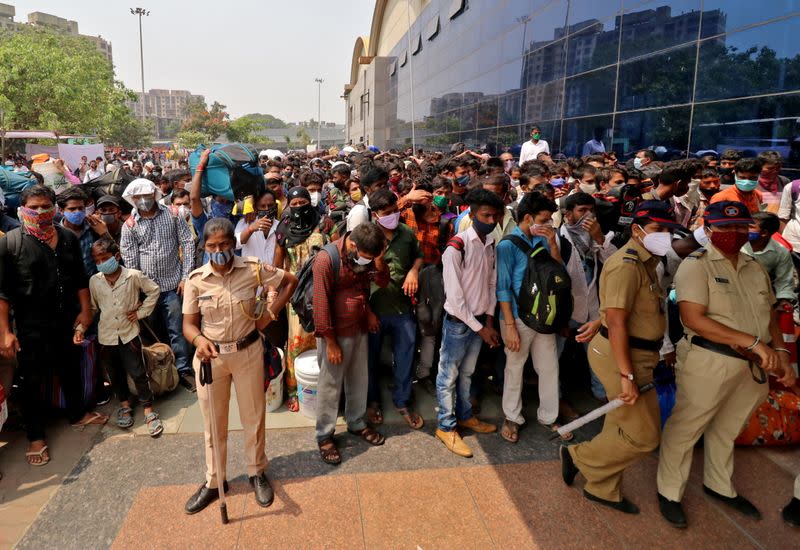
[182,255,285,342]
[675,243,774,343]
[89,267,161,346]
[598,237,665,341]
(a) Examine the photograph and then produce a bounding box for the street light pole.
[314,78,323,149]
[0,110,5,162]
[130,8,150,122]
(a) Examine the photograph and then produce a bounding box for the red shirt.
[402,208,452,265]
[312,234,389,338]
[710,186,763,214]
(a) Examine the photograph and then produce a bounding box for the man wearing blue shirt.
[496,192,571,444]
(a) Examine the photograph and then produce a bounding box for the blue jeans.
[155,290,192,376]
[436,317,483,431]
[368,312,417,408]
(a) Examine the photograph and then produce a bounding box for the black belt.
[212,330,260,355]
[445,313,487,325]
[598,325,662,352]
[690,336,767,384]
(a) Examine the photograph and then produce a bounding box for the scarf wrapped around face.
[18,206,56,241]
[275,186,321,248]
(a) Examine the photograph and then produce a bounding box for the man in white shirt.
[519,126,550,165]
[83,160,104,183]
[435,188,504,458]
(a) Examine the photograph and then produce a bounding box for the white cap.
[122,178,163,207]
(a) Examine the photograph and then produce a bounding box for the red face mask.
[709,230,748,255]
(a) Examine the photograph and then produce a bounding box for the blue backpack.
[188,143,264,201]
[0,170,37,210]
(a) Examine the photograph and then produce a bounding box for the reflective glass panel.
[566,20,621,76]
[619,1,701,60]
[566,0,622,34]
[477,97,499,129]
[564,66,616,117]
[701,1,800,38]
[616,44,695,110]
[614,106,691,157]
[499,92,525,126]
[561,115,613,156]
[523,38,567,87]
[524,80,565,123]
[695,16,800,102]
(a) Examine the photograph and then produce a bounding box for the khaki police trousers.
[569,334,661,502]
[195,339,267,489]
[657,341,768,501]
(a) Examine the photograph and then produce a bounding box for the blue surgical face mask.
[748,231,762,242]
[208,248,234,265]
[735,177,758,192]
[63,210,86,226]
[455,174,470,187]
[97,256,119,275]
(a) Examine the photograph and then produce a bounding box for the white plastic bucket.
[294,349,320,419]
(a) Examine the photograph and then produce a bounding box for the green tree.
[176,130,211,149]
[296,127,311,147]
[225,116,257,143]
[240,113,288,128]
[182,99,229,140]
[0,26,149,143]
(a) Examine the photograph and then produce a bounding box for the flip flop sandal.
[116,407,134,429]
[546,423,574,442]
[72,411,109,431]
[347,426,386,446]
[318,438,341,465]
[396,408,424,430]
[25,445,50,466]
[144,412,164,437]
[500,420,520,443]
[366,404,384,426]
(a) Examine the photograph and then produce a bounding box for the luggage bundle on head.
[188,144,264,201]
[502,235,573,334]
[83,165,135,201]
[290,243,341,333]
[0,170,37,210]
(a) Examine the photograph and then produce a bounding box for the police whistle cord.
[549,378,673,440]
[200,359,229,525]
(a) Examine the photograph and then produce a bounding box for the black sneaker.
[658,493,688,529]
[179,373,197,393]
[783,497,800,527]
[703,486,761,520]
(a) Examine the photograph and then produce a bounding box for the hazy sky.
[9,0,375,123]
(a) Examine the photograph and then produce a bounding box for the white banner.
[57,143,105,173]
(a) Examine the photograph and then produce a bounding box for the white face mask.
[177,205,191,220]
[693,225,709,247]
[309,191,321,207]
[354,254,372,265]
[510,178,520,187]
[637,225,671,256]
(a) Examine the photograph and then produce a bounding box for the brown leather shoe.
[457,416,497,433]
[435,429,473,457]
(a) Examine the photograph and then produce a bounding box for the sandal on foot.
[286,396,299,413]
[397,407,424,429]
[25,444,50,466]
[348,426,386,446]
[72,411,109,430]
[318,438,341,465]
[366,403,383,426]
[145,412,164,437]
[546,422,574,442]
[116,407,134,429]
[500,419,520,443]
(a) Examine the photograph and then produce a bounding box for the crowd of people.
[0,127,799,528]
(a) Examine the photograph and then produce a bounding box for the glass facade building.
[347,0,800,173]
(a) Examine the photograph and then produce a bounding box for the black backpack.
[502,235,573,334]
[289,243,341,333]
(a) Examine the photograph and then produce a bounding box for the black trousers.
[18,328,86,442]
[100,338,154,407]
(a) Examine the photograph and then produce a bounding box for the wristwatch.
[620,372,634,381]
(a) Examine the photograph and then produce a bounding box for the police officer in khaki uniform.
[560,201,682,514]
[182,218,297,514]
[657,201,796,528]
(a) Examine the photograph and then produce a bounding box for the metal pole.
[315,78,323,149]
[0,111,5,162]
[405,0,416,151]
[138,14,145,122]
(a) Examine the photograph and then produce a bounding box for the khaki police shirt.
[598,237,665,341]
[182,255,285,343]
[674,243,774,342]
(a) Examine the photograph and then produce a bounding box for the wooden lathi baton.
[549,381,659,440]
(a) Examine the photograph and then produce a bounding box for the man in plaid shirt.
[121,179,196,391]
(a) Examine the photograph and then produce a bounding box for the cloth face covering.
[710,230,749,254]
[18,206,56,241]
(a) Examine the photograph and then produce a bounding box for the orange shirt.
[710,186,763,214]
